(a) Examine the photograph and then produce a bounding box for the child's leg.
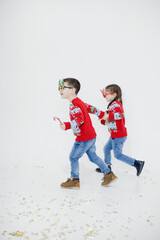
[103,137,113,165]
[86,138,110,175]
[69,139,99,178]
[69,141,86,178]
[112,137,135,166]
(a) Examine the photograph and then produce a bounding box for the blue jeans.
[69,137,110,178]
[104,137,135,166]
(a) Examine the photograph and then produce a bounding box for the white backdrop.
[0,0,160,169]
[1,1,160,240]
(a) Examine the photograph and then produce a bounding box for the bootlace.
[101,172,112,181]
[66,178,72,182]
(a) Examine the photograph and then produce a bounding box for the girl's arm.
[108,103,124,121]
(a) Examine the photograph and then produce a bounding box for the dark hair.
[64,78,80,95]
[105,84,123,108]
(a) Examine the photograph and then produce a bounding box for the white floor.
[1,0,160,239]
[0,157,160,240]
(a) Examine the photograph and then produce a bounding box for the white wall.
[0,0,160,170]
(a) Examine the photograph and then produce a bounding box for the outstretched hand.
[60,123,66,130]
[53,116,65,130]
[100,112,109,121]
[100,89,106,98]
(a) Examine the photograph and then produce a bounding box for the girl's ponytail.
[118,96,123,105]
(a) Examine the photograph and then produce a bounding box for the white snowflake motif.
[114,112,122,120]
[71,120,81,135]
[107,121,117,130]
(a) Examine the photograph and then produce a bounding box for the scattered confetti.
[0,165,159,240]
[10,231,24,237]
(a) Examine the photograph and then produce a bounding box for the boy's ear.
[71,88,76,94]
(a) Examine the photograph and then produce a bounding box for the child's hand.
[100,89,106,98]
[101,112,109,121]
[60,123,66,130]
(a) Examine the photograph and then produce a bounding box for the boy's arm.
[63,122,71,130]
[84,103,105,119]
[63,106,84,131]
[100,119,108,125]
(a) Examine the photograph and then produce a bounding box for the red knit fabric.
[64,97,105,142]
[101,100,127,138]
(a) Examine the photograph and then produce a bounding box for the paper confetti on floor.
[0,164,160,240]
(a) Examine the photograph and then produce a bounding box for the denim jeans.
[104,137,135,166]
[69,137,110,178]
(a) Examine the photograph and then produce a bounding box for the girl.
[96,84,145,176]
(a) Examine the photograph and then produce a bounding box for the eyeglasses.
[58,86,73,91]
[103,92,115,98]
[58,79,73,91]
[101,89,115,98]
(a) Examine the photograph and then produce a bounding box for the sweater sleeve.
[84,103,105,119]
[108,102,124,121]
[63,122,71,130]
[100,119,108,125]
[64,105,84,133]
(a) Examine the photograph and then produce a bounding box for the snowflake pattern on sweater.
[70,103,84,135]
[64,97,104,142]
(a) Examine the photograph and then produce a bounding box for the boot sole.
[60,186,80,189]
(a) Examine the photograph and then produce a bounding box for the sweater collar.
[71,97,79,104]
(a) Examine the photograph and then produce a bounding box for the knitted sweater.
[64,97,105,142]
[101,100,127,138]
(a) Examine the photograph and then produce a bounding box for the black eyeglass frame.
[58,86,73,90]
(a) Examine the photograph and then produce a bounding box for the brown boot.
[60,178,80,189]
[101,172,118,186]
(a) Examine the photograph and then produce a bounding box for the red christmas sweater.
[101,100,127,138]
[64,97,105,142]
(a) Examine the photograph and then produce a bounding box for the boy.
[58,78,117,188]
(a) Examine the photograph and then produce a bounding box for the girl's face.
[104,89,117,102]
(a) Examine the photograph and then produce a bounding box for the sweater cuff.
[64,122,71,130]
[98,111,105,119]
[100,120,106,125]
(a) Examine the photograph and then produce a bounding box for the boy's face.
[59,83,75,99]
